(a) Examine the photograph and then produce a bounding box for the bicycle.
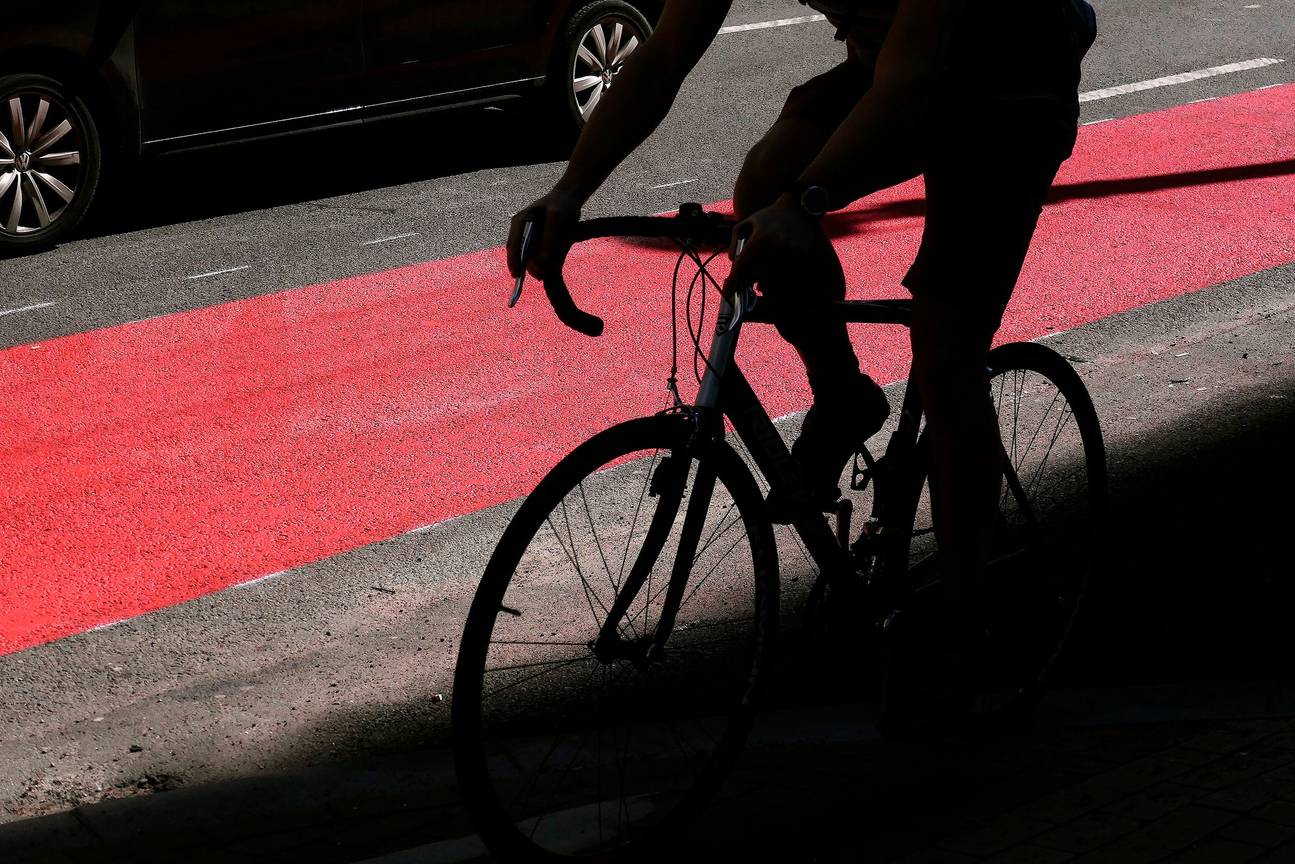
[453,204,1107,862]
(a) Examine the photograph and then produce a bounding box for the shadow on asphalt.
[819,158,1295,239]
[606,158,1295,253]
[77,105,569,241]
[2,382,1292,863]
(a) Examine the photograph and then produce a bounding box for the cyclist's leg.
[736,60,908,512]
[904,102,1077,603]
[734,58,871,403]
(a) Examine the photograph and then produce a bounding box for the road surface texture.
[1,1,1293,861]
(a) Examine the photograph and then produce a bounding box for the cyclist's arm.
[788,0,965,207]
[554,0,732,203]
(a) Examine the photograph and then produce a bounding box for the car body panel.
[133,1,366,143]
[363,0,558,112]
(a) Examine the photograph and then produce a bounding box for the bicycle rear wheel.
[971,340,1108,718]
[453,414,778,862]
[885,342,1106,726]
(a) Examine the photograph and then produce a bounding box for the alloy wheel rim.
[571,17,643,120]
[0,90,84,238]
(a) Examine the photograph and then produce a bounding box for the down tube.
[720,366,844,575]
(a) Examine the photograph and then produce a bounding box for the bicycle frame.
[593,287,930,658]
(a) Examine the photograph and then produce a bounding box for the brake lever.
[509,218,536,308]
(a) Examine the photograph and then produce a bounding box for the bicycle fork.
[591,284,752,664]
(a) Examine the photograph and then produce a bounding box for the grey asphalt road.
[1,0,1292,349]
[1,0,1293,858]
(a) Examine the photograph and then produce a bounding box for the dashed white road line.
[721,17,1285,107]
[362,232,420,246]
[0,300,56,318]
[718,14,826,35]
[1079,57,1285,102]
[652,178,698,190]
[186,265,250,280]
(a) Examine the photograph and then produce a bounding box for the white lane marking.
[652,178,698,190]
[186,265,250,280]
[234,570,285,589]
[1035,329,1069,341]
[719,14,826,35]
[1082,118,1113,126]
[1244,4,1262,8]
[90,618,128,632]
[362,232,420,246]
[407,512,469,535]
[0,301,56,317]
[1079,58,1285,102]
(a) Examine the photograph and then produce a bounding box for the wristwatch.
[790,181,831,219]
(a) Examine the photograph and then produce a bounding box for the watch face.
[800,185,830,218]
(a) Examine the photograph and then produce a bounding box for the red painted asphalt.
[2,85,1293,655]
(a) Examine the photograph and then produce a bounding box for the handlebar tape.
[540,211,734,337]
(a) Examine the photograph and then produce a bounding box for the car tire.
[0,73,102,256]
[552,1,651,138]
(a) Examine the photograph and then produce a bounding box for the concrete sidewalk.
[6,691,1295,863]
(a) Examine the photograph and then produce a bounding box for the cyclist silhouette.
[508,0,1095,645]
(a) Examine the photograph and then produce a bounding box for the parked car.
[0,1,657,254]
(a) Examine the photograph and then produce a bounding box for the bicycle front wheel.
[453,414,778,863]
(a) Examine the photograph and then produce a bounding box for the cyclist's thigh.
[903,101,1077,334]
[736,58,882,218]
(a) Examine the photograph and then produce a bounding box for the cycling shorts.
[777,57,1079,328]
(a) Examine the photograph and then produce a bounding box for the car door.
[362,0,557,112]
[134,0,365,144]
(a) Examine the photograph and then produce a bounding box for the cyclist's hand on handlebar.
[724,196,842,298]
[507,190,582,281]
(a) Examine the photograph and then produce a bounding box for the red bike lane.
[2,84,1293,655]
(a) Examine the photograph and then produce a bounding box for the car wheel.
[0,73,102,255]
[558,1,651,132]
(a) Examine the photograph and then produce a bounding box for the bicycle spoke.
[544,513,614,634]
[507,660,602,815]
[676,531,748,616]
[692,502,744,567]
[483,654,594,702]
[1023,403,1073,502]
[1012,387,1066,474]
[631,522,741,633]
[579,479,621,598]
[619,449,662,586]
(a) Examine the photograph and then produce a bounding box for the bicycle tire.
[976,340,1108,719]
[453,414,779,863]
[882,341,1106,727]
